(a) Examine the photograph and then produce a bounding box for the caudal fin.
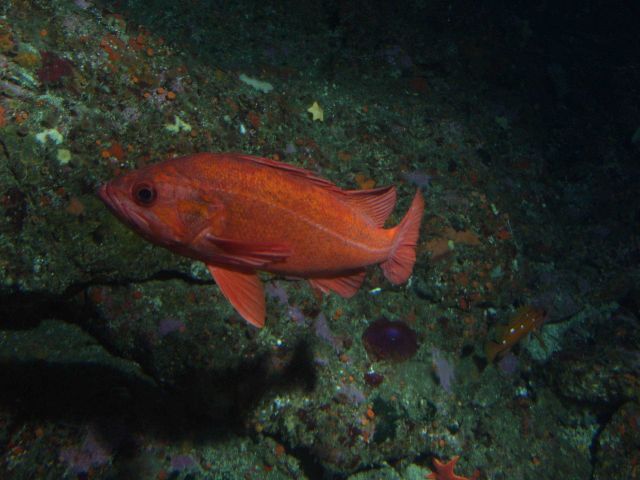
[380,190,424,284]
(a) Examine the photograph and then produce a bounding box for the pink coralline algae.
[336,383,366,405]
[314,313,341,351]
[402,170,433,190]
[37,51,73,85]
[59,430,111,474]
[362,318,418,362]
[170,454,197,472]
[265,281,289,305]
[158,318,186,337]
[431,347,455,393]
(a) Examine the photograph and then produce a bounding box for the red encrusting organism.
[37,51,73,85]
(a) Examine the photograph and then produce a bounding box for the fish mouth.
[97,183,111,206]
[96,183,116,211]
[97,183,150,231]
[97,183,118,213]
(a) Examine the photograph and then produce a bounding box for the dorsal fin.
[232,154,342,194]
[232,154,396,226]
[340,186,396,227]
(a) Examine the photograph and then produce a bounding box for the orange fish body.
[484,306,547,363]
[98,153,424,327]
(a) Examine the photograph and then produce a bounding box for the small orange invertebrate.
[427,456,478,480]
[14,111,29,124]
[66,197,85,216]
[274,443,285,457]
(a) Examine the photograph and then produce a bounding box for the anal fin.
[309,270,366,298]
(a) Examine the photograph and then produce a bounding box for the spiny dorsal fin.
[232,154,342,193]
[233,154,396,226]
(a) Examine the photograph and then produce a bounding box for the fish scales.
[189,155,393,274]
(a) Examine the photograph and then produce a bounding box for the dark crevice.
[267,433,327,480]
[64,267,215,295]
[0,268,213,331]
[587,405,622,480]
[267,429,417,480]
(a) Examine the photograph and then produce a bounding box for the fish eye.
[132,183,157,206]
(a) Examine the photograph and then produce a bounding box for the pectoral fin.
[207,265,265,328]
[204,232,291,268]
[309,270,366,298]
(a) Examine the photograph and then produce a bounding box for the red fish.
[98,153,424,327]
[484,306,547,362]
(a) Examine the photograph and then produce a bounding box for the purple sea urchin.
[362,318,418,362]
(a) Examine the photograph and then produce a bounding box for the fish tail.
[381,190,424,284]
[484,341,503,363]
